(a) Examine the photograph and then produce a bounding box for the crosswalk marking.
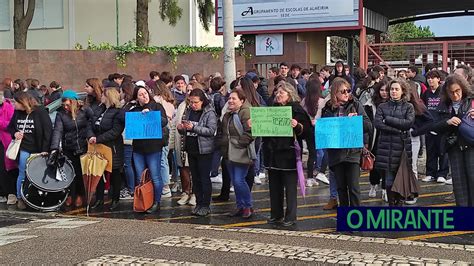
[0,235,38,246]
[145,236,470,264]
[79,254,204,265]
[36,220,99,229]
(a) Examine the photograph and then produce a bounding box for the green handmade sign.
[250,106,293,137]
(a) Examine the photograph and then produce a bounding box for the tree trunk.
[222,0,236,90]
[136,0,149,47]
[13,0,35,49]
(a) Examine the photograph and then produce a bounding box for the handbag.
[133,168,154,212]
[360,147,375,171]
[459,100,474,146]
[227,113,256,165]
[6,114,29,160]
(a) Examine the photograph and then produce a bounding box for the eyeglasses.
[338,89,350,94]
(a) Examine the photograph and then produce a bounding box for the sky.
[415,16,474,37]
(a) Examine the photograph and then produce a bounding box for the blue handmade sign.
[316,116,363,149]
[125,111,162,139]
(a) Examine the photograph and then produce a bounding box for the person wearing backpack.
[219,88,255,218]
[432,75,474,206]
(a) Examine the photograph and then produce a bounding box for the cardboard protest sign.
[125,111,162,139]
[250,107,293,137]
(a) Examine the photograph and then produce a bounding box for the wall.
[244,33,310,71]
[0,50,245,90]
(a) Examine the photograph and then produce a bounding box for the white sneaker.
[437,176,447,183]
[0,196,6,203]
[382,189,388,202]
[254,176,262,185]
[445,178,453,185]
[258,172,266,179]
[171,182,181,193]
[315,173,329,185]
[177,193,190,205]
[230,186,234,192]
[368,185,377,198]
[405,197,417,205]
[7,194,17,205]
[421,176,435,182]
[210,174,223,183]
[306,179,314,187]
[188,194,196,206]
[161,187,172,198]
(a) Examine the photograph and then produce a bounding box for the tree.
[13,0,36,49]
[330,22,435,63]
[136,0,215,47]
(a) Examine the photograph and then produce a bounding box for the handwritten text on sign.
[250,106,293,137]
[316,116,363,149]
[125,111,162,139]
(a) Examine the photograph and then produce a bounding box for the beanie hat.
[62,90,78,100]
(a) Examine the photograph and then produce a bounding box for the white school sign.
[216,0,360,34]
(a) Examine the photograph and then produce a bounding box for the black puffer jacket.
[432,96,474,154]
[88,107,125,170]
[50,106,94,154]
[263,102,311,170]
[374,100,415,172]
[321,98,372,167]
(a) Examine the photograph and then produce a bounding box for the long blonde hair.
[103,88,122,108]
[330,77,352,108]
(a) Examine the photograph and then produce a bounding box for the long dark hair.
[407,80,427,115]
[304,79,322,117]
[372,79,389,107]
[189,87,210,107]
[239,77,260,107]
[441,74,472,106]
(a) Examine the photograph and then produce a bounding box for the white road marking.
[145,236,470,264]
[0,235,38,246]
[79,254,205,265]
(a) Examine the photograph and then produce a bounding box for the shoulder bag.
[6,114,29,160]
[459,100,474,145]
[133,169,154,212]
[227,113,256,165]
[360,147,375,171]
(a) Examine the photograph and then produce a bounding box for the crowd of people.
[0,61,473,226]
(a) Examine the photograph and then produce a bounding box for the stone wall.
[0,50,246,89]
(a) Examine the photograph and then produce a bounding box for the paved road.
[1,171,473,264]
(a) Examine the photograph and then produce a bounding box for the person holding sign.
[374,79,415,206]
[321,78,372,207]
[178,89,217,217]
[259,81,311,227]
[88,88,125,211]
[219,89,255,218]
[127,86,168,214]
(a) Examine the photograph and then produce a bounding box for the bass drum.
[21,154,75,211]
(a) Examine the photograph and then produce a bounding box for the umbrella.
[87,143,112,173]
[392,150,420,199]
[80,150,108,215]
[294,139,306,202]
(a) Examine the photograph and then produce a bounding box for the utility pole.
[223,0,236,91]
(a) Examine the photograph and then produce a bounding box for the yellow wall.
[0,0,223,49]
[297,32,328,65]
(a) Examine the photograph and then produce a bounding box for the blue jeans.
[161,146,170,186]
[329,170,338,199]
[123,145,135,191]
[133,151,163,203]
[210,150,222,177]
[16,150,30,199]
[226,161,252,209]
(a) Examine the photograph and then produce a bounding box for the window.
[29,0,64,30]
[0,0,10,31]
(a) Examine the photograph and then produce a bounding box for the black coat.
[50,106,94,154]
[88,107,125,170]
[432,96,474,154]
[8,106,52,153]
[374,100,415,172]
[263,102,311,170]
[321,98,372,167]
